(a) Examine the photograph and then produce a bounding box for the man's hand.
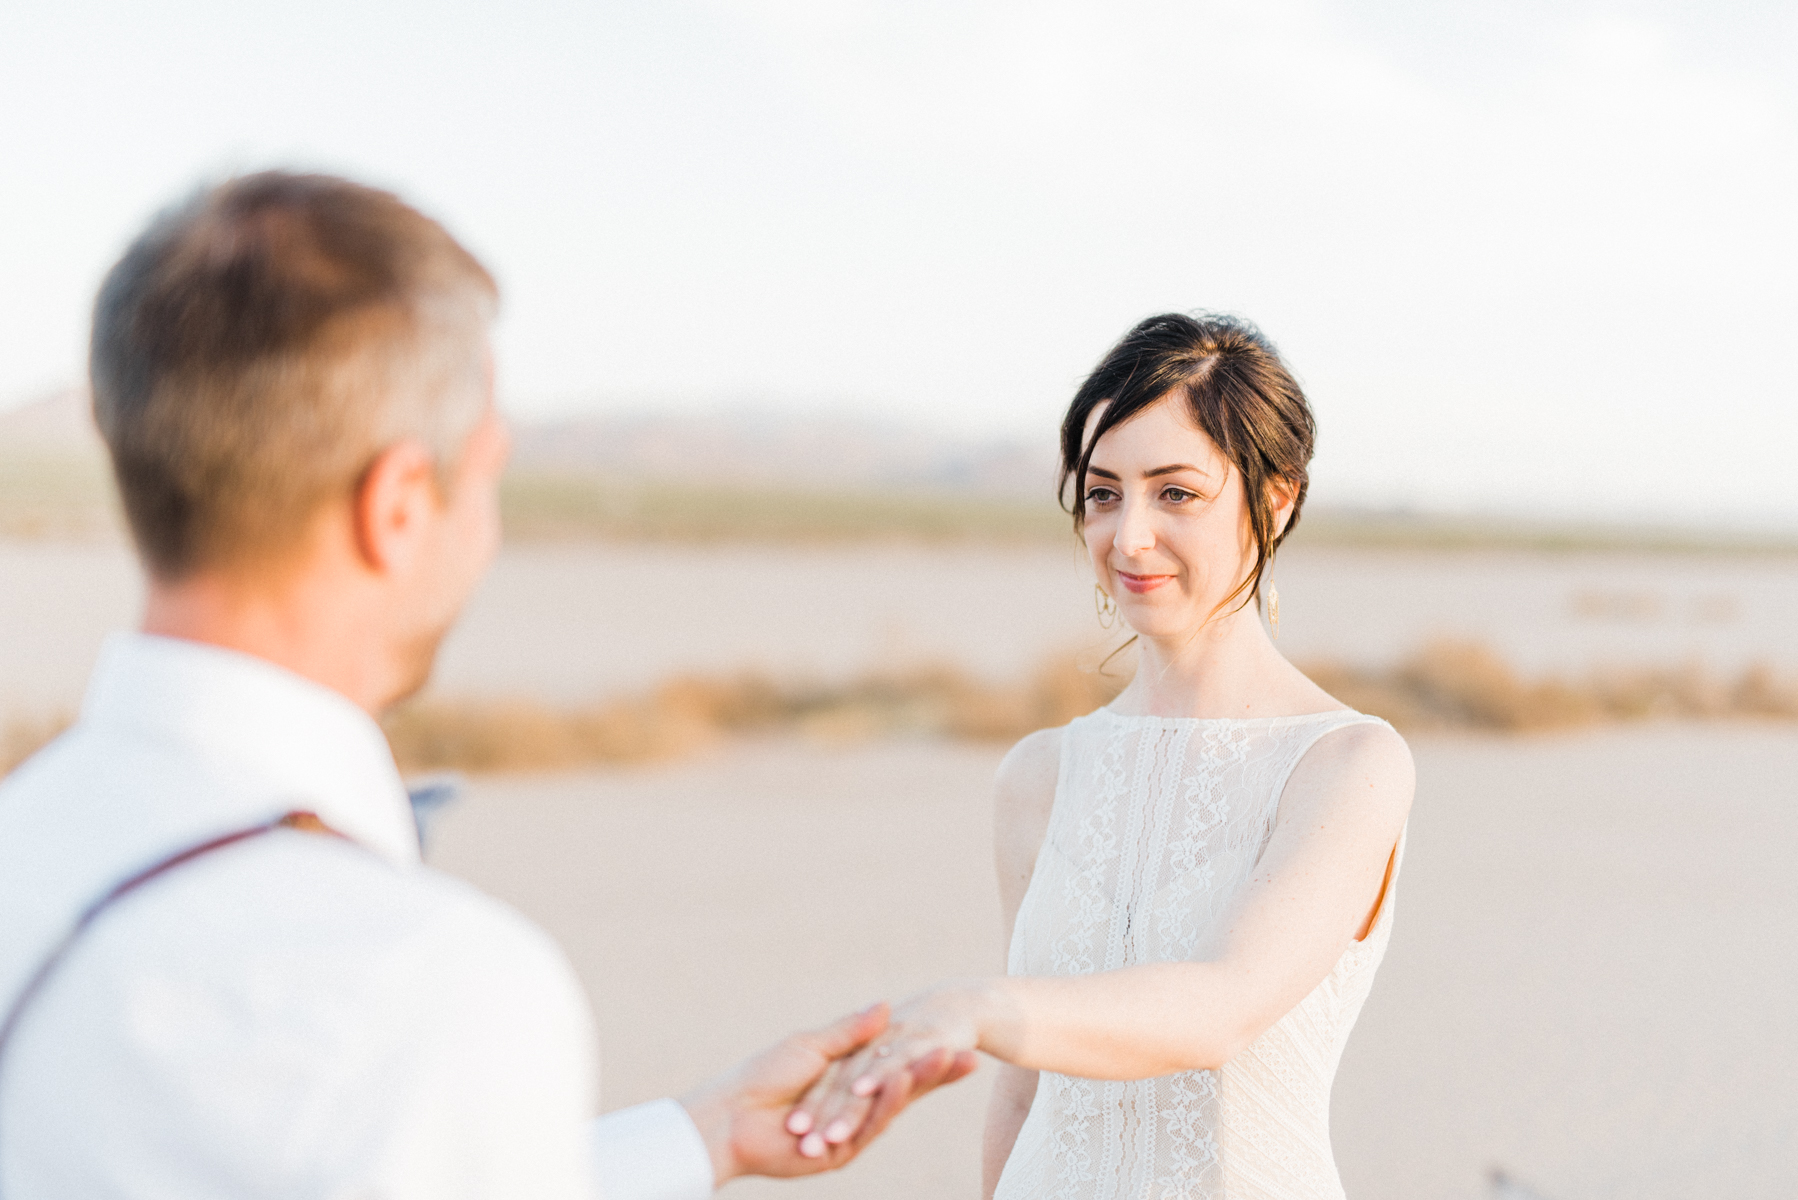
[679,1002,978,1185]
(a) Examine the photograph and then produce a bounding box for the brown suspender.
[0,811,348,1186]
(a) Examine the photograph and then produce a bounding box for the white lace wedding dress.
[994,707,1406,1200]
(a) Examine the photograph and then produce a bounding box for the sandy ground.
[426,725,1798,1200]
[5,537,1795,1195]
[4,540,1795,711]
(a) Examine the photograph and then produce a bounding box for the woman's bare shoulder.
[1286,718,1416,829]
[1333,718,1414,779]
[993,726,1066,905]
[994,726,1064,818]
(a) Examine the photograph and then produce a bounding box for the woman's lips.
[1116,570,1174,595]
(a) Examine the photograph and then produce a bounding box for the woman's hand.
[784,981,994,1157]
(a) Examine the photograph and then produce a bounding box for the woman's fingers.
[810,1039,931,1147]
[848,1053,928,1150]
[793,1044,891,1155]
[787,1056,843,1143]
[808,1042,883,1144]
[788,1048,879,1141]
[786,1000,889,1141]
[820,1090,877,1146]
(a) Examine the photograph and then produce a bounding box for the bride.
[785,312,1415,1198]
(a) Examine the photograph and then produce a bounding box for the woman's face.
[1081,395,1268,643]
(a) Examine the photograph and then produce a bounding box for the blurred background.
[2,3,1795,1198]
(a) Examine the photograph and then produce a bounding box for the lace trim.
[1049,720,1125,978]
[1159,725,1250,961]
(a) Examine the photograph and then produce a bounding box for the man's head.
[92,171,508,708]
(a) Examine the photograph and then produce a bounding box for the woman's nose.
[1114,498,1155,555]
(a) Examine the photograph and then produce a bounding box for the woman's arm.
[979,729,1059,1193]
[980,721,1412,1076]
[793,721,1413,1144]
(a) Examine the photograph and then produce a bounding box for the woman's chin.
[1123,602,1236,643]
[1119,613,1191,642]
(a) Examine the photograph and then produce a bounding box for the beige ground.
[6,537,1794,1195]
[426,725,1798,1200]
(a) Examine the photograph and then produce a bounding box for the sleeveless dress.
[995,707,1406,1200]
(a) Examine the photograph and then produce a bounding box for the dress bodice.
[996,707,1405,1200]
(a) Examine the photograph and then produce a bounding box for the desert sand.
[427,726,1798,1200]
[4,537,1795,1197]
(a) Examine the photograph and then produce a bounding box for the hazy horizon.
[4,386,1795,538]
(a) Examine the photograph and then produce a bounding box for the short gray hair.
[91,170,498,579]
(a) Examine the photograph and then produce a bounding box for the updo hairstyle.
[1058,311,1318,617]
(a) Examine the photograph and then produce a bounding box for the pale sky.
[2,1,1794,524]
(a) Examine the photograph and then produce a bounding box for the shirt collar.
[81,632,421,865]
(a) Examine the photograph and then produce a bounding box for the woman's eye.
[1162,487,1196,504]
[1084,487,1119,505]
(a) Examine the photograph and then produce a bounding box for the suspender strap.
[0,810,348,1185]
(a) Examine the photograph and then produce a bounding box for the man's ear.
[352,440,440,572]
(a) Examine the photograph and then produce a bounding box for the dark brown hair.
[90,170,497,580]
[1059,311,1317,617]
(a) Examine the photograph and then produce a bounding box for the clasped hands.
[784,981,995,1159]
[679,983,994,1183]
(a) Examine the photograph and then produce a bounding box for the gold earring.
[1267,581,1281,640]
[1095,584,1119,630]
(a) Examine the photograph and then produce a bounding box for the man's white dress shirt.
[0,633,715,1200]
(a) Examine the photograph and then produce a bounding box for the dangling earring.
[1094,584,1119,630]
[1266,574,1281,641]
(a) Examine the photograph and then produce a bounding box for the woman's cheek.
[1087,533,1114,580]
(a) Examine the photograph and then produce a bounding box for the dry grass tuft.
[5,644,1794,781]
[382,658,1128,774]
[1303,640,1798,734]
[384,643,1798,773]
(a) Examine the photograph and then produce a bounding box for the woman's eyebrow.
[1086,463,1210,481]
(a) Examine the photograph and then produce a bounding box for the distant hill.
[0,393,1069,542]
[508,409,1060,497]
[501,408,1067,542]
[0,394,1064,496]
[1,392,1791,553]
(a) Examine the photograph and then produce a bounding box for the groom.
[0,172,972,1197]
